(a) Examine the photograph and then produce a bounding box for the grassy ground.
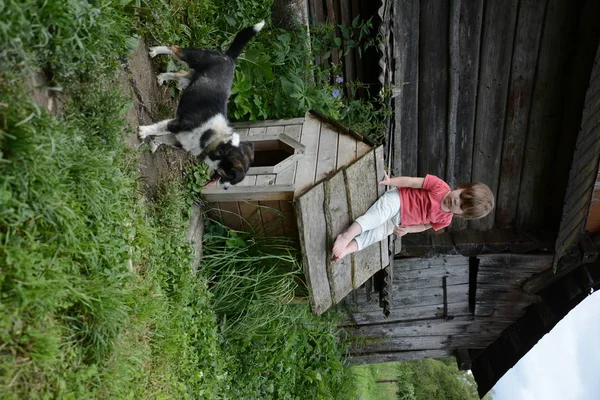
[352,363,400,400]
[1,0,360,398]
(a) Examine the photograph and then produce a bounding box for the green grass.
[352,362,401,400]
[1,1,364,398]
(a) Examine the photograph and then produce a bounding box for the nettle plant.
[228,17,388,141]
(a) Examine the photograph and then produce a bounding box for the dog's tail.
[225,21,265,60]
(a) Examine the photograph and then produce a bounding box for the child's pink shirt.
[397,174,453,231]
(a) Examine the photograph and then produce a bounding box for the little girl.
[331,172,494,262]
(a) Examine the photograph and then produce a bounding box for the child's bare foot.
[331,240,358,263]
[332,233,352,257]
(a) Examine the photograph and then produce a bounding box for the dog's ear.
[241,141,255,164]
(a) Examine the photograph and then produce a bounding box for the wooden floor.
[295,146,390,315]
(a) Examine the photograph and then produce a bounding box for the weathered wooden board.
[277,124,302,238]
[218,201,242,231]
[231,118,305,128]
[470,0,519,231]
[495,0,547,228]
[336,131,358,169]
[418,0,448,178]
[394,255,469,273]
[202,185,294,202]
[394,274,468,291]
[315,122,339,182]
[324,170,353,303]
[518,0,575,229]
[295,113,321,195]
[374,146,390,268]
[478,253,553,272]
[296,184,332,315]
[352,316,517,338]
[347,301,472,325]
[356,284,469,313]
[344,150,381,287]
[393,0,420,177]
[351,333,498,354]
[446,0,483,231]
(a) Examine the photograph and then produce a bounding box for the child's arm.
[394,224,432,237]
[379,172,424,188]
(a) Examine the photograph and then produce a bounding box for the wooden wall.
[390,0,600,233]
[306,0,381,99]
[345,254,553,365]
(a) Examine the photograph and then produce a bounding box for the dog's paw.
[149,141,161,154]
[138,125,152,140]
[148,47,159,58]
[157,73,167,86]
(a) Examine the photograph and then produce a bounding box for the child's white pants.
[354,188,401,251]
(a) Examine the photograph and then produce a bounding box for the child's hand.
[394,225,409,237]
[379,171,392,186]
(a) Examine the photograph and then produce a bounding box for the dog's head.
[208,139,254,189]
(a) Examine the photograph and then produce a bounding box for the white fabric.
[354,188,401,251]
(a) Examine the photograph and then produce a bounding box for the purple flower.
[332,89,341,98]
[335,76,344,84]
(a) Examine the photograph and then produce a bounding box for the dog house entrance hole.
[253,147,292,167]
[245,134,305,175]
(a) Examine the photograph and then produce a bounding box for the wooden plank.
[238,201,261,232]
[279,200,298,239]
[325,0,340,64]
[248,126,267,136]
[324,170,353,303]
[315,122,339,182]
[339,0,356,97]
[276,128,302,186]
[348,301,472,325]
[393,0,420,177]
[296,184,332,314]
[394,274,468,291]
[344,150,381,287]
[470,0,519,230]
[393,265,469,283]
[266,125,284,135]
[230,118,305,128]
[518,0,575,229]
[277,124,302,238]
[446,0,484,231]
[260,200,284,237]
[353,317,516,338]
[236,127,249,136]
[351,334,498,354]
[357,284,469,313]
[495,0,547,228]
[375,146,390,268]
[336,130,357,169]
[202,185,294,202]
[356,141,371,158]
[418,0,448,178]
[394,255,470,273]
[478,253,553,272]
[217,201,242,231]
[295,113,321,195]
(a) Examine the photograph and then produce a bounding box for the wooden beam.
[201,185,294,202]
[296,184,332,315]
[455,348,472,370]
[230,118,305,128]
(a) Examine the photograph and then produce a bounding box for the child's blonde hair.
[457,182,495,219]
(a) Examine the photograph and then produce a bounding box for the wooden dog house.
[202,111,391,314]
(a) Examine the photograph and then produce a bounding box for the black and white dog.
[138,21,265,188]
